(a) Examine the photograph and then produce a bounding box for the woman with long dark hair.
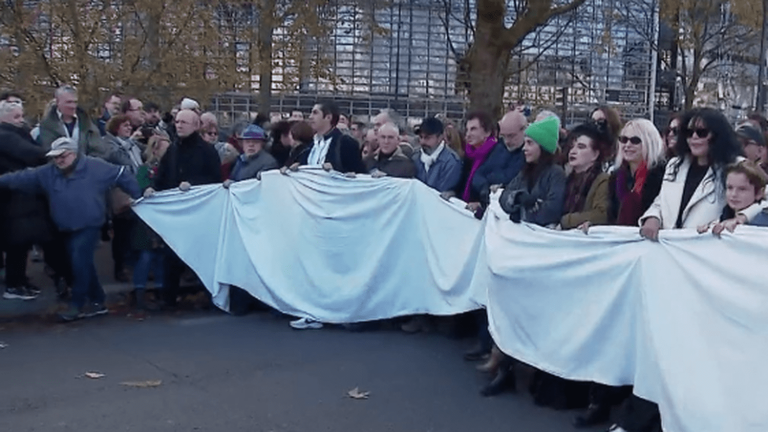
[480,117,565,397]
[662,113,681,160]
[560,122,612,230]
[621,108,762,432]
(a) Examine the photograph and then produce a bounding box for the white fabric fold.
[133,169,768,432]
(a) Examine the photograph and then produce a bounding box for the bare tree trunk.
[467,38,511,116]
[257,0,275,116]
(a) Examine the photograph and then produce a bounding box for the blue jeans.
[66,227,104,308]
[133,250,164,290]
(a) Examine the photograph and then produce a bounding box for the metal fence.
[212,0,659,128]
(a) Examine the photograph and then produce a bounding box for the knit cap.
[525,116,560,154]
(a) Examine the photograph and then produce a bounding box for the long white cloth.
[133,169,768,432]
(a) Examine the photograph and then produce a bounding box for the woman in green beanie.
[479,116,567,398]
[499,116,566,227]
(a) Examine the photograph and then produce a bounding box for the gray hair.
[379,109,402,128]
[55,85,78,99]
[0,100,22,119]
[536,110,561,129]
[378,122,399,136]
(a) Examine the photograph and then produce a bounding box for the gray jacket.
[37,106,107,158]
[229,150,279,182]
[412,145,463,192]
[500,164,566,227]
[103,133,145,175]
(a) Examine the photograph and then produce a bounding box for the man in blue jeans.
[0,137,141,321]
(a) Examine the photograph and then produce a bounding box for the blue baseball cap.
[238,125,266,141]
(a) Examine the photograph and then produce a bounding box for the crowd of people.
[1,85,768,432]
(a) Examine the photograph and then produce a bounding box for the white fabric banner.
[133,169,768,432]
[134,168,484,322]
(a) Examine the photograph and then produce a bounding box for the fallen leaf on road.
[121,380,162,388]
[347,387,370,400]
[84,372,105,379]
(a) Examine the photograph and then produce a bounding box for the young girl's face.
[726,172,762,212]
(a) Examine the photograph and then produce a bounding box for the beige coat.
[640,156,765,229]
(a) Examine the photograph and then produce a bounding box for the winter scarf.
[564,164,601,214]
[615,162,649,226]
[462,136,497,201]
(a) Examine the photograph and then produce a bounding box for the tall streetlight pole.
[756,0,768,113]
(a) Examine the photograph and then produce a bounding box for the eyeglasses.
[686,128,711,139]
[668,127,679,135]
[619,136,642,145]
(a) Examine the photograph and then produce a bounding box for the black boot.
[573,403,611,428]
[464,343,490,361]
[480,357,516,397]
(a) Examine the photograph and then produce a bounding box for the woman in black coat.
[0,103,53,299]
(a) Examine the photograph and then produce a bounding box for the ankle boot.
[573,403,611,428]
[477,345,502,373]
[480,357,516,396]
[134,289,147,310]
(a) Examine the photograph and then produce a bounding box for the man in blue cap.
[0,137,141,321]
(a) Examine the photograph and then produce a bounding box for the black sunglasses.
[619,136,642,145]
[668,127,679,135]
[686,128,711,138]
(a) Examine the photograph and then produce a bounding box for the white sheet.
[133,169,768,432]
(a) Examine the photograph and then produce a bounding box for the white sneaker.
[290,317,323,330]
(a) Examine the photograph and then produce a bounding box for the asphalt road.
[0,311,600,432]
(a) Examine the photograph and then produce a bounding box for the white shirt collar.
[57,109,78,122]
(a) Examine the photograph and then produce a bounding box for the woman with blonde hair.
[573,118,667,428]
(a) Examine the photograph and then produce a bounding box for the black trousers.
[162,248,188,304]
[590,382,632,406]
[111,216,135,273]
[616,394,662,432]
[4,245,29,287]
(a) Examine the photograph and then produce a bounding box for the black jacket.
[299,128,366,174]
[364,148,416,178]
[472,141,525,204]
[0,123,54,247]
[155,132,222,191]
[285,142,312,167]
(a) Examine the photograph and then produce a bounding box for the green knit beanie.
[525,116,560,154]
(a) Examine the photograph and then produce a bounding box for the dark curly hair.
[567,122,613,164]
[671,108,743,185]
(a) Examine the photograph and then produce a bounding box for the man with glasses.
[144,109,222,309]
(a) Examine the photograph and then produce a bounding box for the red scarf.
[615,162,648,226]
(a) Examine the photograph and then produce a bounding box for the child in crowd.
[698,160,768,235]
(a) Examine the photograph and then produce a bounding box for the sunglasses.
[668,127,679,135]
[619,136,642,145]
[686,128,711,138]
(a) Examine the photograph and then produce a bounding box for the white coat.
[640,156,764,229]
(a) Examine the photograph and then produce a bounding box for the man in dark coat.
[364,122,416,178]
[472,110,528,205]
[0,101,52,300]
[298,101,366,174]
[144,109,222,308]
